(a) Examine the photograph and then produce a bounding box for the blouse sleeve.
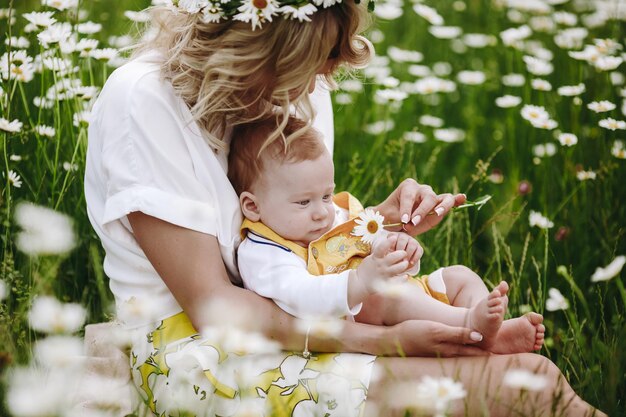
[96,70,219,235]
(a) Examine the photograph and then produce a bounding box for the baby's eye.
[297,200,310,206]
[322,194,332,201]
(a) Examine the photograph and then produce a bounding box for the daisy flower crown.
[166,0,376,31]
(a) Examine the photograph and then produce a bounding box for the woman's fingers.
[398,179,419,224]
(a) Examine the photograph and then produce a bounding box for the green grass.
[1,0,625,415]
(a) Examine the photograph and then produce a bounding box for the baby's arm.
[348,235,418,307]
[238,236,362,319]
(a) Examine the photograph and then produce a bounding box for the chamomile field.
[0,0,625,416]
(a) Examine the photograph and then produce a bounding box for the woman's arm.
[128,211,486,357]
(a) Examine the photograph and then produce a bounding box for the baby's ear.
[240,191,261,222]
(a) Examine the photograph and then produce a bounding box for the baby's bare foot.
[490,312,545,354]
[470,281,508,349]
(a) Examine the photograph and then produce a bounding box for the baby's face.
[254,151,336,247]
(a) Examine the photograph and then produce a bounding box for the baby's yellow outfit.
[240,191,450,304]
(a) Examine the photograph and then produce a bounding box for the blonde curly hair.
[136,2,372,152]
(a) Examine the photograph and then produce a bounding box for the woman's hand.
[384,320,488,357]
[372,179,466,236]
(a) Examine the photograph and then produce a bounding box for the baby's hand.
[355,236,413,294]
[386,232,423,269]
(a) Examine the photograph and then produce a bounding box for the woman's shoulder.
[100,52,172,105]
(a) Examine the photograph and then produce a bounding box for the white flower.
[529,16,555,33]
[414,76,456,94]
[34,335,84,369]
[531,78,552,91]
[434,127,465,142]
[403,131,426,143]
[504,369,548,391]
[73,110,91,127]
[89,48,118,61]
[0,279,7,301]
[557,133,577,146]
[495,95,522,108]
[295,317,344,339]
[532,142,557,158]
[433,62,453,76]
[42,0,79,11]
[63,162,79,171]
[387,46,423,63]
[594,56,622,71]
[374,89,408,104]
[7,170,22,188]
[76,21,102,34]
[413,4,444,26]
[234,0,280,30]
[611,140,626,159]
[124,10,151,22]
[393,376,466,416]
[588,100,616,113]
[599,118,626,131]
[546,287,569,311]
[280,3,317,21]
[523,55,554,76]
[554,27,588,50]
[202,326,282,355]
[6,36,30,49]
[10,155,21,161]
[339,79,363,93]
[419,114,444,127]
[373,3,403,20]
[28,296,86,334]
[37,22,72,47]
[457,70,486,85]
[73,374,134,413]
[557,83,585,96]
[334,93,352,105]
[521,104,550,122]
[352,209,385,245]
[22,11,57,28]
[502,73,525,87]
[15,202,76,256]
[118,296,161,323]
[553,11,577,26]
[576,169,596,181]
[429,26,462,39]
[529,210,554,229]
[33,96,54,108]
[463,33,495,48]
[591,256,626,282]
[500,25,532,47]
[6,367,75,417]
[0,118,23,133]
[364,119,394,135]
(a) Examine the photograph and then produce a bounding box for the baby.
[228,115,544,354]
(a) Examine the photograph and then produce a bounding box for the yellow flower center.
[366,220,379,234]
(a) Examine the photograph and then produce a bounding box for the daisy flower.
[279,3,316,21]
[28,295,85,333]
[403,131,427,143]
[546,288,568,311]
[15,202,76,256]
[557,133,577,146]
[434,127,465,142]
[591,256,626,282]
[352,209,386,245]
[412,4,444,26]
[234,0,280,30]
[599,118,626,131]
[504,369,548,391]
[0,118,23,133]
[521,104,549,122]
[502,73,525,87]
[419,115,444,127]
[388,46,423,64]
[529,210,554,229]
[457,70,486,85]
[22,11,57,28]
[594,56,622,71]
[8,170,22,188]
[576,169,596,181]
[587,100,616,113]
[495,95,522,108]
[531,78,552,91]
[557,83,585,96]
[611,140,626,159]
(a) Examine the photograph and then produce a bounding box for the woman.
[84,1,605,416]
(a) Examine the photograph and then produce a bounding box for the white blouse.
[85,52,335,327]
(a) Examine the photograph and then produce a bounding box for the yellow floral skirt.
[130,312,376,417]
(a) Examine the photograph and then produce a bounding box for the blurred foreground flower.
[15,202,76,256]
[391,376,466,417]
[503,369,548,391]
[546,288,569,311]
[0,279,7,301]
[612,140,626,159]
[29,295,86,334]
[591,255,626,282]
